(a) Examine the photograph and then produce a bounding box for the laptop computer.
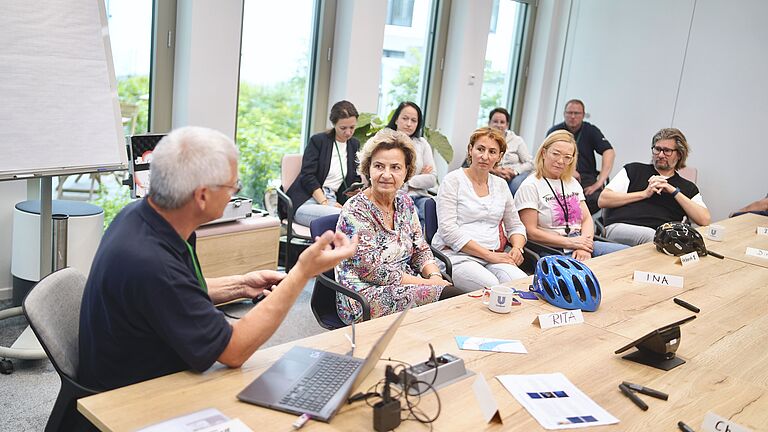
[237,301,414,422]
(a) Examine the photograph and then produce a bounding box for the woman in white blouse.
[432,127,528,292]
[386,101,437,225]
[488,107,533,196]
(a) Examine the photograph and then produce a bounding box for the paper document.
[497,373,619,430]
[137,408,253,432]
[455,336,527,353]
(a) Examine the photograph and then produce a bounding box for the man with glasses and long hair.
[598,127,710,246]
[548,99,615,214]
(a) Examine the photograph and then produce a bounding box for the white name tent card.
[679,251,700,267]
[746,247,768,259]
[757,226,768,236]
[533,309,585,329]
[633,271,684,288]
[701,411,752,432]
[472,374,503,424]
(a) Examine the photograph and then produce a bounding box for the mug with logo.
[482,285,514,313]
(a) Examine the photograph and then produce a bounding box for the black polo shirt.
[604,162,701,229]
[548,121,612,182]
[79,199,232,391]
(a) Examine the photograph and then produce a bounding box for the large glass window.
[477,0,528,127]
[106,0,152,136]
[379,0,436,116]
[237,0,318,205]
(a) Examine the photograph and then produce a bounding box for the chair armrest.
[430,246,453,277]
[317,273,371,321]
[524,241,564,262]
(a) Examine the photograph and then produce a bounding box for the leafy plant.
[353,112,453,164]
[90,184,134,229]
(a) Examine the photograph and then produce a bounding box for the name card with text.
[534,309,584,329]
[679,251,700,267]
[757,226,768,236]
[634,271,684,288]
[701,411,752,432]
[746,247,768,259]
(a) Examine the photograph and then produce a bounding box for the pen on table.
[292,413,311,429]
[673,298,700,313]
[618,383,648,411]
[707,250,724,259]
[678,420,695,432]
[621,381,669,400]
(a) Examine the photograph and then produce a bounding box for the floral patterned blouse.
[336,190,442,324]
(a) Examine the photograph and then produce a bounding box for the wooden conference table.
[79,214,768,431]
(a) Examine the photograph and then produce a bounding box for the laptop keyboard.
[279,355,360,413]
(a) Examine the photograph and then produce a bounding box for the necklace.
[367,191,395,220]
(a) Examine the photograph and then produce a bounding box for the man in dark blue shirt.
[79,126,357,391]
[548,99,615,214]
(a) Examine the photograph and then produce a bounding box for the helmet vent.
[572,276,587,302]
[558,279,571,303]
[585,275,598,300]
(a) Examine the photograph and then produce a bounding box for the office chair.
[22,267,99,432]
[422,197,453,277]
[275,154,312,272]
[308,214,371,329]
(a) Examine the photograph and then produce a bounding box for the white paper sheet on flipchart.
[496,373,619,430]
[0,1,125,177]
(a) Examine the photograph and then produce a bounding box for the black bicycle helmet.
[654,222,707,257]
[531,255,601,312]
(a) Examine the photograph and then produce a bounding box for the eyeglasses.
[651,146,677,156]
[214,179,242,196]
[564,111,584,116]
[547,150,574,163]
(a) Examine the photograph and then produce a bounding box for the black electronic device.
[614,315,696,370]
[342,181,365,196]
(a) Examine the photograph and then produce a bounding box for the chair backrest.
[281,154,303,191]
[424,197,438,244]
[678,166,698,184]
[308,214,346,329]
[22,267,88,380]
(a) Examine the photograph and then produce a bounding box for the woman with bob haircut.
[335,128,461,324]
[432,127,528,292]
[514,130,627,260]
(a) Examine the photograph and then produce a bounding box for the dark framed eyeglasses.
[651,146,677,156]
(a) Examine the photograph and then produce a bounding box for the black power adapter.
[373,365,402,431]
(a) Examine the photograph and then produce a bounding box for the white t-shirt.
[322,140,347,192]
[514,175,585,236]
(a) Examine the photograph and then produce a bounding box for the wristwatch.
[671,187,680,197]
[426,271,442,279]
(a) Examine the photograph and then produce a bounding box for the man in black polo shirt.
[548,99,615,214]
[79,126,357,391]
[598,127,711,246]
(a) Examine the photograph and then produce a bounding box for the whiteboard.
[0,0,127,181]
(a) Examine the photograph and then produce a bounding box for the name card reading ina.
[534,309,584,329]
[633,271,684,288]
[701,411,753,432]
[757,226,768,236]
[746,247,768,259]
[679,251,700,267]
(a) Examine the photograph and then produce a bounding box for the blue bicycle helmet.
[531,255,601,311]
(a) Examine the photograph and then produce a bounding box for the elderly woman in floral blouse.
[336,128,462,324]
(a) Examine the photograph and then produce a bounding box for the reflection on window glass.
[105,0,152,136]
[379,0,434,117]
[237,1,317,204]
[478,0,526,127]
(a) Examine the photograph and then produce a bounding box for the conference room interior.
[1,0,767,431]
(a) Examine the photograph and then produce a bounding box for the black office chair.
[423,197,453,277]
[22,268,99,432]
[308,214,371,330]
[275,154,313,272]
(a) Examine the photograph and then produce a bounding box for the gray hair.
[149,126,238,209]
[357,128,417,182]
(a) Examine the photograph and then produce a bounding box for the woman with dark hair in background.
[488,107,533,195]
[285,100,362,226]
[386,101,437,224]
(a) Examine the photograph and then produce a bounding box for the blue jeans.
[294,187,341,227]
[508,171,530,196]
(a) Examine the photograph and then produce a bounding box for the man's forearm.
[206,275,246,304]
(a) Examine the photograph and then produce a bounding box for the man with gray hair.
[79,126,357,391]
[598,127,710,246]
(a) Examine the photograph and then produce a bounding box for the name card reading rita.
[757,226,768,236]
[746,247,768,259]
[534,309,584,329]
[679,251,700,267]
[633,271,684,288]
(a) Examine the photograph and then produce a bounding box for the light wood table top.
[699,212,768,268]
